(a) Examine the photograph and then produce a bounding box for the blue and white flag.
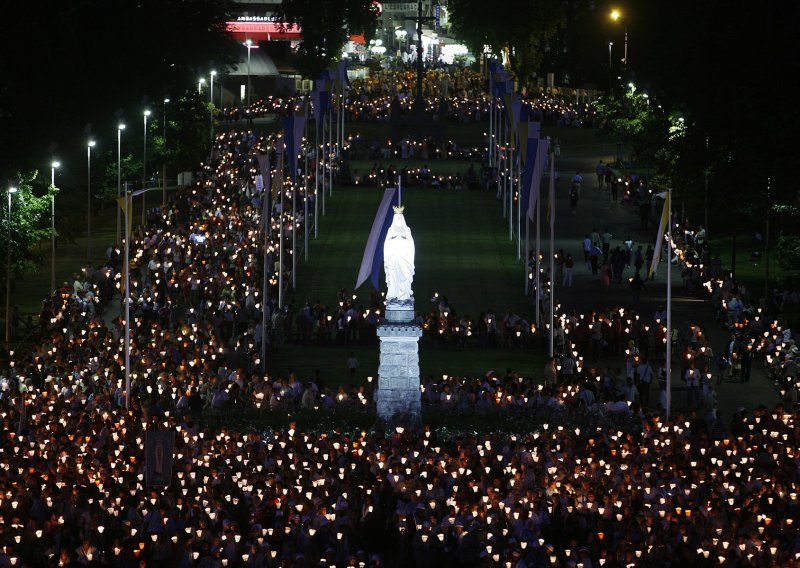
[355,187,400,290]
[519,123,542,217]
[257,153,271,234]
[283,114,307,179]
[526,138,549,221]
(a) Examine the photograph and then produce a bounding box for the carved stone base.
[374,320,422,431]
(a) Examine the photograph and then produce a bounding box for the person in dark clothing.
[630,273,647,310]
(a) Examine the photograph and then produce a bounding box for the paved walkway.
[538,151,778,419]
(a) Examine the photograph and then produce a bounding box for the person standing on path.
[555,249,565,285]
[583,235,592,270]
[347,352,360,378]
[563,253,574,287]
[601,228,612,259]
[637,356,654,408]
[596,160,606,190]
[590,243,602,276]
[630,273,647,310]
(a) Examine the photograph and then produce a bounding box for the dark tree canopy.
[632,0,800,207]
[449,0,565,86]
[0,0,238,179]
[275,0,379,78]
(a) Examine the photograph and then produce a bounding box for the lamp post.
[5,185,17,347]
[87,140,95,260]
[210,70,216,147]
[610,9,628,70]
[198,77,206,95]
[608,42,613,71]
[50,161,60,294]
[244,39,257,107]
[117,123,125,245]
[163,98,170,207]
[142,110,151,226]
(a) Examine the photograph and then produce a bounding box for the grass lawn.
[284,183,528,317]
[269,342,545,392]
[272,179,544,388]
[708,235,788,290]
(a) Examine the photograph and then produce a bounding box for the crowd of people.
[3,366,800,566]
[3,67,800,566]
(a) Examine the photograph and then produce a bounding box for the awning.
[227,46,280,77]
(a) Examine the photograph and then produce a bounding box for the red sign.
[226,21,302,40]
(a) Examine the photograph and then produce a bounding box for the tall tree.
[449,0,566,86]
[1,172,55,277]
[275,0,379,78]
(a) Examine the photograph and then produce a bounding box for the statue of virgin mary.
[383,206,415,305]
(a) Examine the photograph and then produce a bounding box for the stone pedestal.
[375,306,422,430]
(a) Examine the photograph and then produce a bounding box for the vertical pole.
[87,145,92,260]
[124,187,131,409]
[548,154,555,358]
[261,156,270,372]
[328,106,333,196]
[535,199,540,326]
[292,162,297,290]
[142,113,148,227]
[305,106,310,260]
[315,119,320,236]
[665,189,672,420]
[509,139,514,243]
[278,144,285,309]
[163,99,168,208]
[50,168,55,295]
[488,91,493,166]
[5,190,12,347]
[517,148,521,259]
[524,217,529,296]
[500,117,505,218]
[117,128,122,245]
[246,44,252,107]
[765,177,771,304]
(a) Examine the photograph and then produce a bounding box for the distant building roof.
[228,46,280,77]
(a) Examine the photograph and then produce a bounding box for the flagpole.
[524,217,530,295]
[549,154,555,358]
[123,185,130,409]
[500,112,506,218]
[509,138,514,242]
[535,199,541,326]
[666,188,673,420]
[292,167,297,290]
[517,147,521,259]
[488,92,493,167]
[262,161,270,372]
[328,104,333,197]
[398,174,402,207]
[305,105,310,259]
[278,142,285,310]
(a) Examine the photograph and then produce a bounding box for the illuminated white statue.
[383,206,415,305]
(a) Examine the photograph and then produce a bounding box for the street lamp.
[610,9,628,70]
[87,140,96,260]
[117,123,126,245]
[5,185,17,347]
[608,42,613,71]
[244,39,258,106]
[163,98,170,207]
[50,160,60,294]
[210,70,217,147]
[198,77,206,95]
[143,110,151,226]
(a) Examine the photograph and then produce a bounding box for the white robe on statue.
[383,212,415,304]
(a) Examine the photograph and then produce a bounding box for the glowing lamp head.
[610,9,622,21]
[88,140,96,148]
[144,109,151,117]
[51,161,61,169]
[118,123,126,131]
